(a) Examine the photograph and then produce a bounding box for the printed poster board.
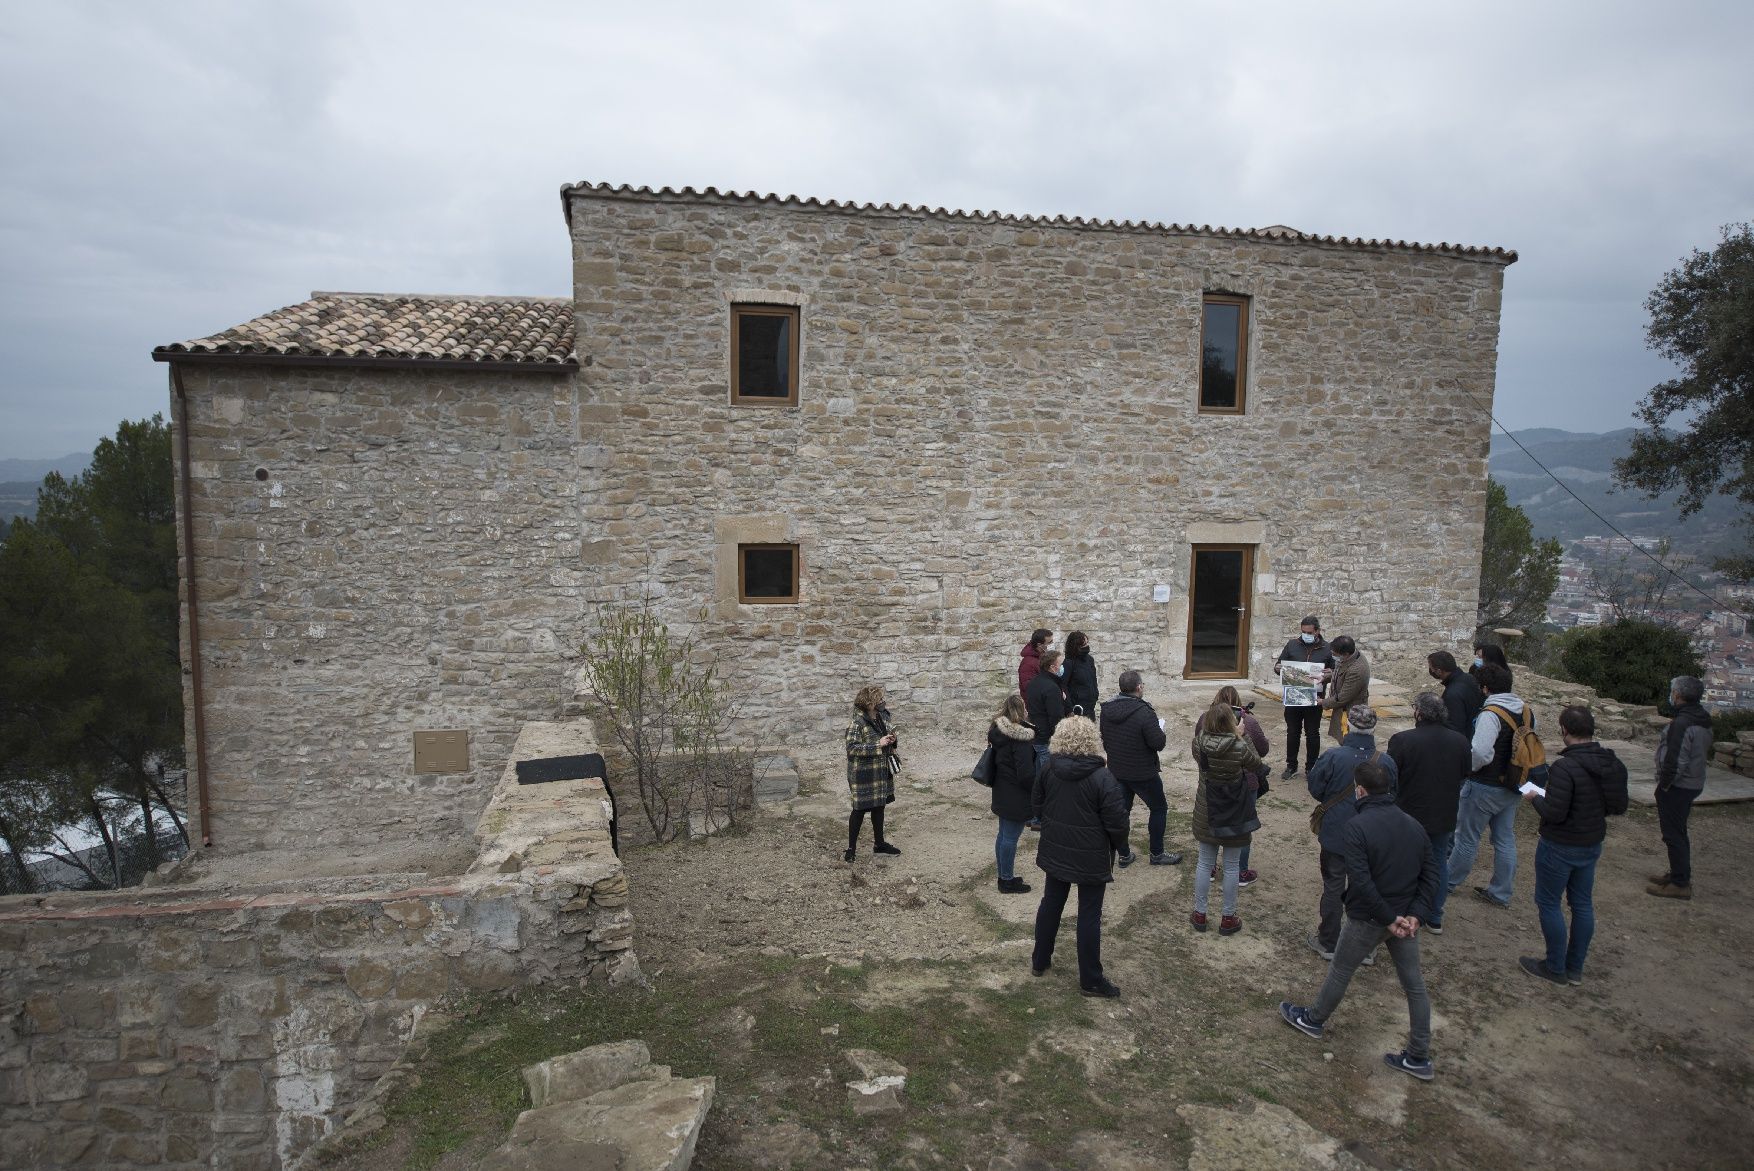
[1280,660,1324,708]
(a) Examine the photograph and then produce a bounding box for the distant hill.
[0,452,91,528]
[1488,427,1741,557]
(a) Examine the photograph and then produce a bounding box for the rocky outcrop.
[483,1041,713,1171]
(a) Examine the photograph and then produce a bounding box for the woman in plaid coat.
[845,684,902,863]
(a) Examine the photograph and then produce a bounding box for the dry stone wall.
[0,720,633,1170]
[173,363,586,853]
[565,189,1511,738]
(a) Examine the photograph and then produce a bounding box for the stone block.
[522,1040,652,1108]
[456,950,521,991]
[842,1048,907,1115]
[345,959,396,999]
[498,1075,715,1171]
[59,987,114,1030]
[218,1067,266,1113]
[395,954,450,1001]
[174,984,221,1029]
[33,1062,89,1102]
[159,1072,213,1113]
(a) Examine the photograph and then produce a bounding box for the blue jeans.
[1535,838,1600,976]
[1116,774,1167,856]
[1194,841,1241,916]
[1427,831,1454,926]
[995,818,1025,881]
[1448,780,1519,904]
[1033,744,1050,772]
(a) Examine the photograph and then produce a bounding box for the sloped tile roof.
[561,181,1517,263]
[155,292,576,367]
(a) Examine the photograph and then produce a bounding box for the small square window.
[738,543,800,604]
[731,305,800,405]
[1200,294,1249,413]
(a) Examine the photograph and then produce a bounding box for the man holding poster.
[1274,617,1334,779]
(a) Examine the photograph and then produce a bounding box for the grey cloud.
[2,0,1750,457]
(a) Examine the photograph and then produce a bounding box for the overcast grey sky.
[2,0,1750,459]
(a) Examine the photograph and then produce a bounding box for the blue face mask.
[1473,657,1483,669]
[1300,633,1316,644]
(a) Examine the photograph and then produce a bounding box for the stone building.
[154,183,1515,854]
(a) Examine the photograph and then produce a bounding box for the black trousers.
[1285,706,1322,771]
[1032,875,1107,988]
[1318,848,1348,951]
[1656,785,1701,886]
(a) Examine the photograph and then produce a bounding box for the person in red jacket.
[1018,628,1053,695]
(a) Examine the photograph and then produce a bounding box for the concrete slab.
[1599,739,1754,806]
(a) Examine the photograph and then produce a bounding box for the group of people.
[841,620,1716,1082]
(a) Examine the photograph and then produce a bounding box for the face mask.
[1472,657,1483,669]
[1300,633,1316,644]
[1053,665,1065,677]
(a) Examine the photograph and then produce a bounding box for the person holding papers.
[1518,706,1628,986]
[1447,662,1529,910]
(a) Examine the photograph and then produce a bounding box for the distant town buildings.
[1545,537,1751,710]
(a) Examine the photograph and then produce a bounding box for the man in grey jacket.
[1648,675,1713,900]
[1446,662,1527,909]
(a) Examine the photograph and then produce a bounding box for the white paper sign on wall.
[1152,585,1171,603]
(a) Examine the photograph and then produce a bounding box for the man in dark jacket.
[1024,650,1068,773]
[1281,759,1439,1082]
[1649,675,1713,899]
[1274,616,1335,779]
[1427,651,1484,739]
[1386,693,1472,933]
[1519,706,1628,985]
[1099,669,1181,867]
[1030,716,1129,999]
[1306,706,1398,959]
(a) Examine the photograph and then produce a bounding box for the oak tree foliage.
[1614,223,1754,578]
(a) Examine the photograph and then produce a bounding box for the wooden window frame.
[1182,543,1255,679]
[1199,294,1250,415]
[730,304,801,407]
[737,543,801,604]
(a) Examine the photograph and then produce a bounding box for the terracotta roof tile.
[155,292,576,367]
[560,181,1517,263]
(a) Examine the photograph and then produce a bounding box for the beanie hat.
[1347,704,1377,731]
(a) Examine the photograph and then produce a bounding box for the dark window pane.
[737,313,792,398]
[1189,550,1244,673]
[742,547,795,599]
[1201,300,1241,409]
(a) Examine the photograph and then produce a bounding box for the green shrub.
[1710,708,1754,743]
[1559,619,1704,705]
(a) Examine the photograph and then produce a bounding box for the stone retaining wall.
[0,720,634,1170]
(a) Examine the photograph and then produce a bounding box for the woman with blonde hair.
[987,693,1038,893]
[1030,715,1129,997]
[1191,701,1264,935]
[844,684,901,863]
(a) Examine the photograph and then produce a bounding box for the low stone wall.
[1711,731,1754,777]
[0,719,633,1170]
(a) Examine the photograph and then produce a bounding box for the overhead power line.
[1464,389,1735,614]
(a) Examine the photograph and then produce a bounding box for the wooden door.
[1185,545,1254,678]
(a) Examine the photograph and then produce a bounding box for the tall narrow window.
[1200,294,1249,413]
[738,543,800,603]
[731,304,801,405]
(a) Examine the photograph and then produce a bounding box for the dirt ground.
[618,694,1754,1169]
[344,690,1754,1170]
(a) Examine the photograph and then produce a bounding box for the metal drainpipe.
[171,364,214,847]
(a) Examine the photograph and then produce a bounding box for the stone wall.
[564,188,1512,738]
[0,721,633,1170]
[173,362,585,853]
